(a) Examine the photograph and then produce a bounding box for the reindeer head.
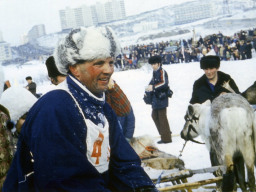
[180,100,211,144]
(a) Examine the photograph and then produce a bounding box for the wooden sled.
[154,165,226,191]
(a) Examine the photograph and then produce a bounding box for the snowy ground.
[2,51,256,190]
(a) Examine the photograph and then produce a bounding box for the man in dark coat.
[190,55,240,105]
[25,76,37,96]
[3,27,157,192]
[189,55,240,170]
[146,55,172,144]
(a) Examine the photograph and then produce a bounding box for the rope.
[178,141,188,159]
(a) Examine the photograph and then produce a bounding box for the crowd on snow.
[115,28,256,69]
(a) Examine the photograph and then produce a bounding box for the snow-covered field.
[2,51,256,190]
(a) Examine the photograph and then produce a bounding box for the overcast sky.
[0,0,194,45]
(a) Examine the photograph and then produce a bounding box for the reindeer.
[180,93,256,191]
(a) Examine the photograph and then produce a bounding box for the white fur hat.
[54,26,121,75]
[0,86,37,124]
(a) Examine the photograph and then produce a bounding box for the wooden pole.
[158,177,222,191]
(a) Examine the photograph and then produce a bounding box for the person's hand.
[146,85,153,91]
[220,92,227,95]
[108,78,115,89]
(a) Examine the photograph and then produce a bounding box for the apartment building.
[0,41,12,62]
[27,24,46,43]
[174,1,217,25]
[59,0,126,30]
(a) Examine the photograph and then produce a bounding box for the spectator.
[145,55,172,144]
[3,26,157,191]
[0,86,37,189]
[189,55,240,170]
[25,76,36,96]
[45,56,66,85]
[106,78,135,141]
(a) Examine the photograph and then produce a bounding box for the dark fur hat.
[45,56,65,78]
[200,55,220,69]
[148,55,162,64]
[25,76,32,80]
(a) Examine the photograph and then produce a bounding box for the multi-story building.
[0,41,12,62]
[133,21,158,33]
[174,1,217,25]
[59,0,126,30]
[27,24,46,43]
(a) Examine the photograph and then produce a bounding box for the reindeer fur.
[181,93,256,191]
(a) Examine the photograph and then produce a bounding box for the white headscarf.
[0,86,37,123]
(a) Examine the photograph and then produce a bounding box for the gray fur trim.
[54,26,121,75]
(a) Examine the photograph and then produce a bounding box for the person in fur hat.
[189,55,240,175]
[145,55,172,144]
[3,27,157,192]
[45,56,66,85]
[190,55,240,104]
[45,55,135,141]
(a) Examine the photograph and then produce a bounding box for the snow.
[1,51,256,190]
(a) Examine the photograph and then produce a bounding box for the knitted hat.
[148,55,162,64]
[54,26,121,75]
[0,86,37,124]
[200,55,220,69]
[45,56,65,78]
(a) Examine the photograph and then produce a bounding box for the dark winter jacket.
[26,82,36,96]
[3,75,155,192]
[149,66,169,109]
[190,71,240,104]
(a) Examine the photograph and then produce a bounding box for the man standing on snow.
[189,55,240,171]
[145,55,172,144]
[25,76,37,96]
[3,26,157,192]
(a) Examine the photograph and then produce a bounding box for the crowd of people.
[115,28,256,69]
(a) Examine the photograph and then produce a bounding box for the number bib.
[85,117,110,173]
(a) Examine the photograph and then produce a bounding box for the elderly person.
[3,27,157,192]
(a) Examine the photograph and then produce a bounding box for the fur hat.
[0,86,37,124]
[45,56,65,78]
[148,55,162,64]
[200,55,220,69]
[54,26,121,75]
[25,76,32,80]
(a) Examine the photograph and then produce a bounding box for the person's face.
[70,57,114,95]
[151,63,160,71]
[203,68,219,81]
[26,79,32,84]
[50,76,66,85]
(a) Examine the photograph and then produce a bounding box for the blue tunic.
[3,75,155,192]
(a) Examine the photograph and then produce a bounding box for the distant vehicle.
[164,45,178,53]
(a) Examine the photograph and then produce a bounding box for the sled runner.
[155,165,225,191]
